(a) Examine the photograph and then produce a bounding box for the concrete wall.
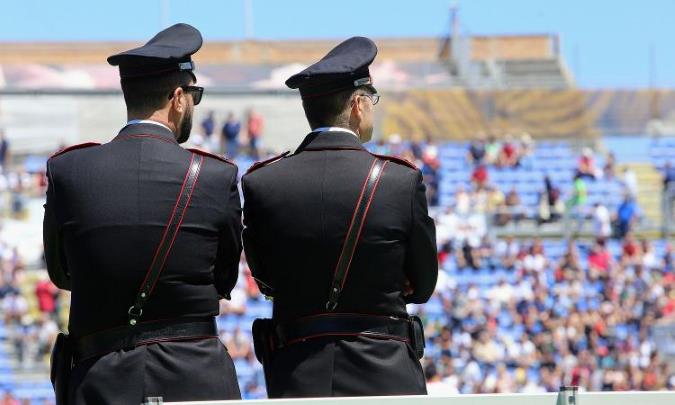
[0,92,309,155]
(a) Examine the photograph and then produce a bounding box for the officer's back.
[48,127,239,336]
[244,134,434,322]
[44,24,242,404]
[243,37,437,398]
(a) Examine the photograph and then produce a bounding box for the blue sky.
[1,0,674,88]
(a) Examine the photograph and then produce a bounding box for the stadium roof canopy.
[0,35,572,91]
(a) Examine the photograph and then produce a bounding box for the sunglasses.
[168,85,204,105]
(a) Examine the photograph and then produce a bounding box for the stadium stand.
[0,132,674,403]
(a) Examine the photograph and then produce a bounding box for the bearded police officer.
[44,24,242,404]
[242,37,438,397]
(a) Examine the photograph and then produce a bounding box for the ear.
[170,87,186,113]
[351,95,363,120]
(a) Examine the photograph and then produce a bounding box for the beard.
[176,107,193,144]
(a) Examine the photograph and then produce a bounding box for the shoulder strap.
[187,147,236,166]
[50,142,101,159]
[369,152,418,170]
[128,153,204,326]
[245,151,290,175]
[326,158,388,311]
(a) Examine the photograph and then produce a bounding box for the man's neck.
[311,125,360,140]
[127,112,176,134]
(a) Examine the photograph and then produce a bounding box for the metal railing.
[156,389,675,405]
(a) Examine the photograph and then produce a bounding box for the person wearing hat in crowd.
[242,37,437,397]
[43,23,242,404]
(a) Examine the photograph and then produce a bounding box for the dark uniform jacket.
[242,130,438,397]
[43,122,242,404]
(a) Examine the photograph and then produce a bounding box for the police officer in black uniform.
[43,24,242,404]
[242,37,438,397]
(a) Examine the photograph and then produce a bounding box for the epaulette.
[245,151,290,175]
[187,148,235,165]
[50,142,101,159]
[369,152,418,170]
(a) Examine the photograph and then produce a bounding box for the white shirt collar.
[312,126,359,139]
[126,119,173,133]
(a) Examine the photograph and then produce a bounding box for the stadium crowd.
[1,129,675,401]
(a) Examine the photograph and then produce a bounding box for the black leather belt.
[74,317,217,362]
[274,313,412,348]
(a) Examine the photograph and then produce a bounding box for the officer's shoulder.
[244,151,290,176]
[187,148,236,168]
[369,152,418,171]
[49,142,101,161]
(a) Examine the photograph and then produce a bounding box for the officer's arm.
[214,169,243,300]
[403,170,438,304]
[43,161,71,290]
[241,176,274,296]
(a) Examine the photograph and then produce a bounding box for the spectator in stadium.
[495,236,519,270]
[537,176,563,224]
[35,313,59,362]
[455,184,471,216]
[488,279,515,308]
[497,135,519,168]
[592,202,612,239]
[519,132,534,168]
[588,238,612,278]
[421,148,440,206]
[2,290,27,325]
[485,135,500,165]
[620,232,642,266]
[0,129,9,173]
[603,151,617,179]
[663,162,675,216]
[495,187,524,226]
[641,239,661,270]
[664,162,675,190]
[435,206,458,248]
[622,166,639,198]
[664,243,674,274]
[201,110,215,143]
[554,241,581,281]
[569,173,588,207]
[457,239,481,271]
[246,108,264,159]
[34,272,58,317]
[222,326,252,360]
[471,163,488,190]
[485,185,505,215]
[566,172,588,233]
[522,239,547,273]
[615,194,639,239]
[467,134,486,166]
[0,277,18,299]
[471,187,488,214]
[222,111,241,158]
[577,147,596,180]
[0,391,20,405]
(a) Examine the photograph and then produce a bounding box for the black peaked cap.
[285,36,378,98]
[107,23,203,79]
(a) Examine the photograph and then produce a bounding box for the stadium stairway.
[619,162,662,226]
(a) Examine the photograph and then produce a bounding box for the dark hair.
[301,85,373,129]
[121,71,194,114]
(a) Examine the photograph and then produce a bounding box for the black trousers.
[69,337,240,404]
[267,335,427,398]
